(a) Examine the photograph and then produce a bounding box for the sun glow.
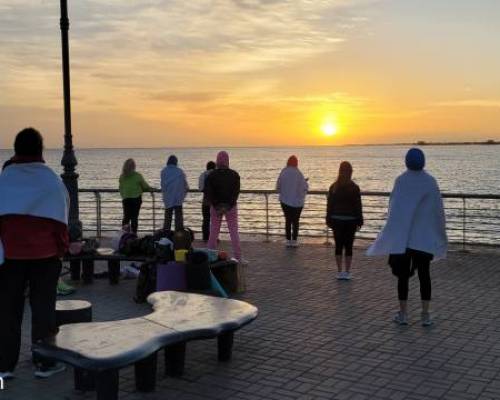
[321,122,338,136]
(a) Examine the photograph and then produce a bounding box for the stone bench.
[33,291,258,400]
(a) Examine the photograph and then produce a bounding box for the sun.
[321,122,338,136]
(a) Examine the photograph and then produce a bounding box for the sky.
[1,0,500,148]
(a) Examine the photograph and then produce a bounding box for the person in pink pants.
[205,151,242,261]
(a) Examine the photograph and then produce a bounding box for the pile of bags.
[133,228,232,303]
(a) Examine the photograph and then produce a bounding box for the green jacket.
[119,172,150,199]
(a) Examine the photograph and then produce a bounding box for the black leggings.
[280,203,303,240]
[122,197,142,233]
[332,219,357,256]
[164,206,184,232]
[389,248,433,301]
[201,204,211,241]
[0,258,62,371]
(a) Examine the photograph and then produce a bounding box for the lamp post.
[59,0,81,242]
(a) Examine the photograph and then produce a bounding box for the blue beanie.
[167,155,178,166]
[405,148,425,170]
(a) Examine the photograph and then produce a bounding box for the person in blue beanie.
[367,148,447,327]
[161,155,189,231]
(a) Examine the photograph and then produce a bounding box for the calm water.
[1,145,498,194]
[1,145,498,244]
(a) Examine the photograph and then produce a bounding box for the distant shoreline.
[1,140,498,151]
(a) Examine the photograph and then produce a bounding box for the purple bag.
[156,261,187,291]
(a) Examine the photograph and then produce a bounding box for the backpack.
[185,250,211,291]
[172,228,195,250]
[134,261,157,303]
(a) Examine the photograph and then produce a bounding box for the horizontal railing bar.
[79,188,500,200]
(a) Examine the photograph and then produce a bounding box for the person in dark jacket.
[206,151,242,261]
[326,161,363,280]
[198,161,216,241]
[0,128,69,380]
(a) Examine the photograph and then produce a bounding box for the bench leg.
[135,352,157,392]
[108,260,120,285]
[218,331,234,362]
[70,260,81,281]
[82,260,95,284]
[96,369,119,400]
[74,368,95,391]
[165,342,186,377]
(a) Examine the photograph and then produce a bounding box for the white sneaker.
[336,272,344,280]
[285,240,292,248]
[393,312,408,326]
[343,272,352,280]
[34,363,66,378]
[421,312,433,327]
[290,240,299,248]
[0,371,14,379]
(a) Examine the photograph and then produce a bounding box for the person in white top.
[367,148,447,327]
[276,155,309,247]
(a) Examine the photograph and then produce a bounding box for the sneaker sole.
[34,365,66,378]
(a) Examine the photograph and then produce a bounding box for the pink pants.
[207,205,241,261]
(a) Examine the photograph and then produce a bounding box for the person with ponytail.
[326,161,363,280]
[119,158,151,233]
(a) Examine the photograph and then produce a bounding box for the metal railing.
[79,189,500,248]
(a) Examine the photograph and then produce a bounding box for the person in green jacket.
[119,159,151,233]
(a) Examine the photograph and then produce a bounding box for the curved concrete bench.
[33,291,258,400]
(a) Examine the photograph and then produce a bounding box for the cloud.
[432,99,500,108]
[0,0,377,125]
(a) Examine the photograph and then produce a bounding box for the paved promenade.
[3,240,500,400]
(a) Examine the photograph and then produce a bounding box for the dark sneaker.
[34,363,66,378]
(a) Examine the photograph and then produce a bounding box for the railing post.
[462,197,466,251]
[95,191,102,238]
[151,191,156,232]
[265,193,270,242]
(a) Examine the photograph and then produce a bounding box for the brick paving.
[2,240,500,400]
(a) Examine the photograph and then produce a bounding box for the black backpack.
[172,228,195,250]
[134,261,157,303]
[185,250,211,291]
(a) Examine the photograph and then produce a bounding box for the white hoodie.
[276,167,309,208]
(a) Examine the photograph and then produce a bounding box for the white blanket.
[0,163,69,265]
[366,170,447,260]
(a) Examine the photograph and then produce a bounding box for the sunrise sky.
[1,0,500,148]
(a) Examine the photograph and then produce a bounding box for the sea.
[1,145,499,245]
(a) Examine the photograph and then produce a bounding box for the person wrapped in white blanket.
[0,128,69,380]
[367,148,447,327]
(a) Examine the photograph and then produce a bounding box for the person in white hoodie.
[161,155,189,231]
[276,155,309,247]
[367,148,447,327]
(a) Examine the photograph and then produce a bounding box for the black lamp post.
[59,0,81,241]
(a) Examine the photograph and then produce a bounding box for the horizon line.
[1,140,498,152]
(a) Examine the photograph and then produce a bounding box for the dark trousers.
[201,204,211,241]
[389,248,433,301]
[280,203,303,241]
[0,257,61,372]
[332,219,357,256]
[164,206,184,231]
[122,197,142,233]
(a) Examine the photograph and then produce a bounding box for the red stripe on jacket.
[0,215,69,259]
